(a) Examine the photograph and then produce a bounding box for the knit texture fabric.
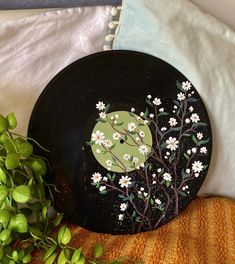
[32,197,235,263]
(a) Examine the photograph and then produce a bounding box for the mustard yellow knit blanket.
[33,197,235,263]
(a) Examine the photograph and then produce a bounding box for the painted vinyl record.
[28,50,212,234]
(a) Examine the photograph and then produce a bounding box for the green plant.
[0,113,123,264]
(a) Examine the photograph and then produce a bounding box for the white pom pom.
[105,34,115,42]
[111,7,118,16]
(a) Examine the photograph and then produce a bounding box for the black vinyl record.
[28,50,212,234]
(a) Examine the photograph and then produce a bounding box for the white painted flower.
[161,127,167,132]
[91,172,102,183]
[147,94,152,99]
[197,133,203,140]
[114,120,117,124]
[123,154,131,160]
[195,173,199,177]
[166,137,179,151]
[96,149,101,154]
[189,106,194,112]
[166,152,170,156]
[192,91,195,94]
[185,118,191,124]
[144,120,149,124]
[190,113,200,123]
[140,112,145,117]
[120,203,127,211]
[103,139,113,148]
[177,92,185,101]
[139,131,145,138]
[186,169,190,174]
[164,156,168,159]
[152,173,156,178]
[140,163,145,168]
[92,130,105,145]
[140,187,144,191]
[169,118,178,127]
[131,108,135,113]
[138,191,142,195]
[192,148,197,154]
[182,81,192,91]
[103,177,108,182]
[96,101,106,111]
[174,105,178,109]
[159,108,164,112]
[137,116,141,120]
[173,110,176,113]
[128,122,137,132]
[119,176,132,188]
[155,199,162,205]
[136,137,140,141]
[187,149,191,155]
[118,214,124,221]
[157,168,162,173]
[149,114,154,119]
[200,147,207,154]
[153,98,161,106]
[110,116,114,120]
[115,114,119,119]
[152,180,157,184]
[138,145,149,155]
[99,186,106,192]
[188,94,191,97]
[112,132,121,140]
[106,160,112,167]
[192,161,203,173]
[132,157,139,163]
[99,112,106,119]
[143,192,148,197]
[163,173,172,181]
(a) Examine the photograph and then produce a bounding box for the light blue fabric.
[114,0,235,199]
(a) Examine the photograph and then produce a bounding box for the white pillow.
[113,0,235,199]
[0,6,112,135]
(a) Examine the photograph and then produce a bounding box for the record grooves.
[28,50,212,234]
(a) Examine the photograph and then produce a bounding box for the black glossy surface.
[28,50,212,234]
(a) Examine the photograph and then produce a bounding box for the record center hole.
[120,139,125,144]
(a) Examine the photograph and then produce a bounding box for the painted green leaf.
[176,81,184,92]
[71,248,82,263]
[86,141,94,146]
[192,135,198,145]
[186,98,198,103]
[192,122,207,128]
[115,122,124,126]
[166,181,171,188]
[95,118,106,123]
[170,127,181,132]
[184,153,189,160]
[53,213,64,227]
[198,138,209,146]
[104,103,110,113]
[45,252,57,264]
[158,112,169,117]
[6,113,17,130]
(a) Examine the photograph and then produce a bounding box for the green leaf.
[166,181,171,188]
[93,243,103,259]
[8,213,28,233]
[45,252,57,264]
[12,185,31,203]
[173,100,180,106]
[198,138,209,146]
[57,225,72,245]
[44,245,57,262]
[29,227,43,240]
[183,133,191,137]
[71,248,82,264]
[0,185,8,201]
[57,250,68,264]
[42,206,47,219]
[86,141,94,146]
[22,253,32,263]
[115,122,124,126]
[144,108,149,117]
[192,135,198,145]
[0,209,10,224]
[111,173,116,181]
[6,113,17,130]
[0,115,8,133]
[161,143,167,149]
[53,213,64,227]
[170,127,181,132]
[179,191,187,197]
[19,142,33,158]
[5,153,20,169]
[186,98,198,103]
[104,103,110,113]
[192,122,207,128]
[12,250,19,262]
[184,153,189,160]
[158,112,169,116]
[76,255,86,264]
[95,118,106,123]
